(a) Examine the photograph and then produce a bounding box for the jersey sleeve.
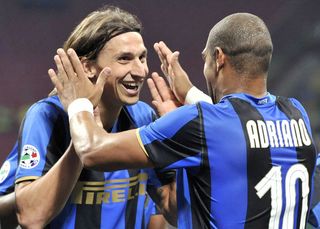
[0,142,18,195]
[15,101,69,183]
[137,104,205,170]
[289,98,313,132]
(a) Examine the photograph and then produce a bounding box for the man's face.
[94,32,148,105]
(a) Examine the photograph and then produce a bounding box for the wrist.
[185,86,213,105]
[67,98,94,120]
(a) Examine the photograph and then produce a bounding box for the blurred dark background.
[0,0,320,164]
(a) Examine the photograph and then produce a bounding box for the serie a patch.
[20,145,40,169]
[0,161,10,183]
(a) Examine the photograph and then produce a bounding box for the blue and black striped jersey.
[308,155,320,227]
[138,92,317,229]
[0,142,18,195]
[15,95,160,229]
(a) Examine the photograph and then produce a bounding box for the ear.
[80,57,98,79]
[214,47,225,72]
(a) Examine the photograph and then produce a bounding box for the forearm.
[16,144,83,228]
[148,182,177,226]
[148,214,167,229]
[0,192,18,229]
[70,112,152,171]
[0,192,16,217]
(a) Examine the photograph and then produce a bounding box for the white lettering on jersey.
[246,119,311,148]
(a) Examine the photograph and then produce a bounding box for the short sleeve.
[15,101,69,183]
[0,142,18,195]
[137,104,206,170]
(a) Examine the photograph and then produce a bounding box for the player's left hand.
[147,72,182,116]
[154,41,193,104]
[48,48,111,111]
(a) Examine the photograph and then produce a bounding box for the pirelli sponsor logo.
[71,173,148,205]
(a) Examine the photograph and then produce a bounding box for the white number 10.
[255,164,309,229]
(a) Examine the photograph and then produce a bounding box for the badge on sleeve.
[20,145,40,169]
[0,161,10,183]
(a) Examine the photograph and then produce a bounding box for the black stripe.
[276,96,317,227]
[144,116,201,168]
[121,107,141,229]
[74,169,105,229]
[188,104,211,229]
[125,169,140,229]
[44,114,70,175]
[229,98,272,229]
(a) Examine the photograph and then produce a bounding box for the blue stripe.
[139,105,198,145]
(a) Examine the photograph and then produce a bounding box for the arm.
[148,215,168,229]
[0,142,19,228]
[144,191,173,229]
[0,193,18,229]
[148,181,177,226]
[15,143,83,229]
[69,111,152,171]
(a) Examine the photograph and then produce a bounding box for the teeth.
[123,82,139,90]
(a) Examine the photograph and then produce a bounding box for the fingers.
[96,67,111,90]
[66,49,87,81]
[56,48,77,81]
[154,43,169,76]
[54,54,68,83]
[169,51,184,74]
[48,68,63,93]
[157,41,173,56]
[151,72,173,101]
[147,75,162,103]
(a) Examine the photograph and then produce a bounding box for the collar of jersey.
[220,92,276,107]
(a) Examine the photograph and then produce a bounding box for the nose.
[131,59,148,78]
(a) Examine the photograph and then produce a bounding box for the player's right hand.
[48,48,111,111]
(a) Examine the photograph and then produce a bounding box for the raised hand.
[147,72,182,116]
[48,48,111,111]
[154,41,193,104]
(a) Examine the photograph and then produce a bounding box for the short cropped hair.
[63,5,142,61]
[207,13,273,76]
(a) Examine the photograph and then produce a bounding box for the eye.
[139,54,147,63]
[118,55,131,63]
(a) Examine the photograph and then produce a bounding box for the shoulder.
[126,101,154,114]
[150,104,200,131]
[125,101,156,126]
[276,96,309,115]
[288,97,307,112]
[25,96,66,120]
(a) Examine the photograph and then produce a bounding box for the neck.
[235,75,267,97]
[98,100,123,131]
[217,71,267,102]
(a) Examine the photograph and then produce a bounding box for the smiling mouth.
[122,82,139,91]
